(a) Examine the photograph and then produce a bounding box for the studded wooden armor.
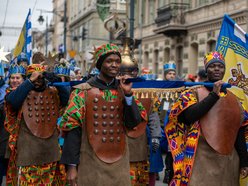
[127,98,152,138]
[22,87,60,139]
[197,87,242,155]
[86,88,125,163]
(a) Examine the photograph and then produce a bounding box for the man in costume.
[158,61,177,184]
[4,63,69,185]
[166,51,248,186]
[118,39,162,186]
[53,58,71,147]
[60,43,147,186]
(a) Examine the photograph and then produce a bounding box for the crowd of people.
[0,43,247,186]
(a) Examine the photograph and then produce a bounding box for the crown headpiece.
[9,61,26,76]
[204,51,225,69]
[54,58,70,76]
[163,61,176,71]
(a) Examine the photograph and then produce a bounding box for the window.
[198,0,208,6]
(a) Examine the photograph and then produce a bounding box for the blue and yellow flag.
[13,9,32,64]
[216,14,248,186]
[216,14,248,110]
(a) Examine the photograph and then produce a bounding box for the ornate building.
[133,0,248,78]
[55,0,248,78]
[66,0,127,74]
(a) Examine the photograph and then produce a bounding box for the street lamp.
[37,14,49,56]
[37,15,45,25]
[37,0,67,57]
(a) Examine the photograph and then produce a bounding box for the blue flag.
[13,9,32,64]
[216,14,248,186]
[216,14,248,110]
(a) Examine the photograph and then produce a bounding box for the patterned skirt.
[15,162,66,186]
[130,160,149,186]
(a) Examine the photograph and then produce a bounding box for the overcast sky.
[0,0,53,51]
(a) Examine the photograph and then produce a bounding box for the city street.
[156,171,168,186]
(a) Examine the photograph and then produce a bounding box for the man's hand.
[66,165,78,186]
[117,74,133,96]
[29,71,43,83]
[240,167,248,179]
[213,80,225,95]
[151,138,160,152]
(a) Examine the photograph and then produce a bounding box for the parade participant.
[159,61,177,124]
[17,52,29,68]
[138,73,163,186]
[195,69,207,82]
[0,62,9,185]
[118,39,161,186]
[60,43,147,186]
[32,51,46,64]
[1,62,26,184]
[74,67,82,80]
[54,58,71,147]
[159,61,177,183]
[54,58,71,82]
[4,63,70,185]
[163,61,176,81]
[166,51,248,186]
[185,74,196,82]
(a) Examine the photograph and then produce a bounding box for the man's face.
[9,74,24,88]
[206,62,225,82]
[165,70,176,81]
[100,54,121,78]
[32,74,45,89]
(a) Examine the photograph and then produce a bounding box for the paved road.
[156,170,168,186]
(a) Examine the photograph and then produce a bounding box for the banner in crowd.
[13,9,32,64]
[216,14,248,110]
[216,14,248,186]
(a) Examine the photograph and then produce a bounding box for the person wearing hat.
[17,52,29,68]
[163,61,176,81]
[165,51,248,186]
[158,61,177,184]
[160,61,177,125]
[117,39,162,186]
[4,63,70,185]
[59,43,147,186]
[53,58,71,147]
[0,61,26,185]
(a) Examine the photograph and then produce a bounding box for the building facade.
[66,0,127,74]
[53,0,248,78]
[133,0,248,78]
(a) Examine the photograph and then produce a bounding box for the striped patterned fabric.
[165,89,200,186]
[60,88,147,131]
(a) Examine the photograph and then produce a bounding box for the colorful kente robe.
[4,87,66,186]
[130,160,149,186]
[165,89,248,186]
[60,88,147,131]
[60,87,147,186]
